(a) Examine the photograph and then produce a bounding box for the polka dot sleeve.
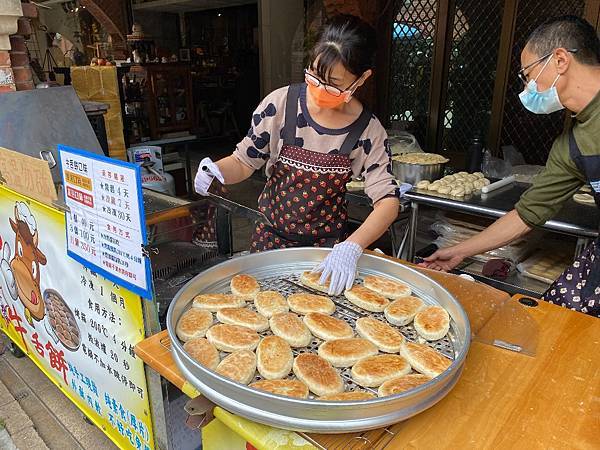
[351,120,400,204]
[232,87,287,170]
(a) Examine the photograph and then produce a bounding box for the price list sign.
[59,146,152,299]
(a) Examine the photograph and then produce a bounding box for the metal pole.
[407,201,419,262]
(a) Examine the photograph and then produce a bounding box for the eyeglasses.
[517,48,578,85]
[304,69,360,97]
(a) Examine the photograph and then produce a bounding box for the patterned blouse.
[232,84,400,204]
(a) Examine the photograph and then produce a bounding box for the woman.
[195,15,408,295]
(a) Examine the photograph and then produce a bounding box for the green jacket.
[515,90,600,227]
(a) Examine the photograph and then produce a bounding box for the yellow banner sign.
[0,186,154,450]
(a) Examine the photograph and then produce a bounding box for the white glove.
[399,182,412,196]
[312,241,363,295]
[194,157,224,196]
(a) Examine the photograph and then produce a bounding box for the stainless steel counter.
[403,182,598,296]
[404,182,599,239]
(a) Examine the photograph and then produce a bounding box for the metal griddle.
[167,248,470,433]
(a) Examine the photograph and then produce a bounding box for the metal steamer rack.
[167,248,471,433]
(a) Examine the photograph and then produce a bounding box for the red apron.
[251,84,371,252]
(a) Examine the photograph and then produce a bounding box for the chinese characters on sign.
[59,146,151,299]
[0,187,154,449]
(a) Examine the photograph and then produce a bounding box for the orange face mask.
[307,82,348,109]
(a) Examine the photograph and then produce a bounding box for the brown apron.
[250,84,371,252]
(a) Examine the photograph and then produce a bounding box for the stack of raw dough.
[415,172,490,197]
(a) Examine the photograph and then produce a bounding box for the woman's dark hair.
[310,14,377,82]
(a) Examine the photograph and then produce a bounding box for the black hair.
[526,15,600,65]
[310,14,377,83]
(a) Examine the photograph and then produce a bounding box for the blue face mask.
[518,57,564,115]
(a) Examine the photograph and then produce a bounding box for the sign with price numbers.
[58,146,152,299]
[0,186,155,450]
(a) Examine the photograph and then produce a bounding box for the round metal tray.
[167,248,471,433]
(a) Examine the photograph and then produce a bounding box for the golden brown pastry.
[400,341,452,378]
[351,354,411,387]
[206,324,260,352]
[249,379,309,399]
[215,350,256,384]
[176,309,213,341]
[256,335,293,380]
[216,307,269,332]
[344,285,390,312]
[355,317,405,353]
[230,274,260,299]
[378,373,432,397]
[303,313,353,340]
[183,337,220,370]
[318,338,378,367]
[292,353,344,397]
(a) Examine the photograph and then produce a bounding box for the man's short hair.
[527,15,600,65]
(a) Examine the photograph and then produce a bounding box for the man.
[423,16,600,317]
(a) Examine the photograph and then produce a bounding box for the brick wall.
[10,2,35,90]
[0,1,35,92]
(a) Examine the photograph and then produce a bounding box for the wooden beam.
[584,0,600,29]
[375,0,394,126]
[426,0,455,153]
[487,0,519,156]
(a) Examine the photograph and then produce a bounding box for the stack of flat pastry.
[377,373,432,397]
[176,309,213,341]
[254,291,289,318]
[269,313,312,347]
[384,296,425,326]
[355,317,404,353]
[400,341,451,377]
[299,271,330,293]
[413,305,450,340]
[183,337,220,370]
[249,379,309,399]
[216,307,269,332]
[319,391,375,401]
[230,274,260,299]
[193,293,245,311]
[206,324,260,352]
[287,293,335,315]
[363,275,412,299]
[256,336,293,379]
[318,338,378,367]
[344,285,390,312]
[303,313,353,340]
[292,353,344,396]
[351,354,411,387]
[215,350,257,385]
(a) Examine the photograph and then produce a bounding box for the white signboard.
[58,146,151,299]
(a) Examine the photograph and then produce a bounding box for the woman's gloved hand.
[312,241,363,295]
[398,182,412,196]
[194,157,224,195]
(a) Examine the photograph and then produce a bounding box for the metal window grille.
[388,0,439,147]
[442,0,504,153]
[499,0,586,165]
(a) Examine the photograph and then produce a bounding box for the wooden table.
[135,266,600,449]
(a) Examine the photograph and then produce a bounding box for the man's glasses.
[304,69,360,97]
[518,48,578,85]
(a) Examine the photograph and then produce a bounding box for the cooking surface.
[177,270,456,399]
[166,249,470,433]
[406,182,599,238]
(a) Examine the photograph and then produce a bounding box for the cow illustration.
[9,202,47,324]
